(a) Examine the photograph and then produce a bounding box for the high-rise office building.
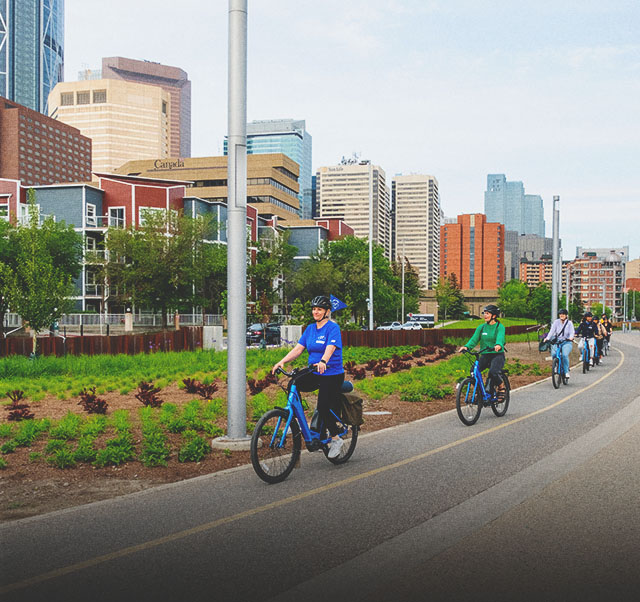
[392,174,440,290]
[441,213,505,289]
[99,57,191,158]
[484,174,545,237]
[0,95,91,187]
[316,160,391,259]
[0,0,64,114]
[224,119,312,219]
[49,78,170,174]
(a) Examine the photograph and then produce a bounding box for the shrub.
[47,445,77,469]
[78,387,108,414]
[135,381,163,407]
[49,412,82,440]
[93,433,136,467]
[0,457,7,469]
[182,378,200,394]
[178,430,210,463]
[13,418,50,447]
[1,440,18,454]
[0,423,14,438]
[73,436,98,463]
[5,390,34,421]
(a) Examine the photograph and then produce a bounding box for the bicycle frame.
[551,339,571,373]
[271,371,349,451]
[462,351,498,404]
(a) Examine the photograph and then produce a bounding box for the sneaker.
[565,373,570,379]
[589,360,594,366]
[327,437,344,458]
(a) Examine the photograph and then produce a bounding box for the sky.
[65,0,639,260]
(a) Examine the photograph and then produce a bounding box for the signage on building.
[153,159,185,170]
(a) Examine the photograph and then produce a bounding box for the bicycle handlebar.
[274,365,316,379]
[461,347,496,357]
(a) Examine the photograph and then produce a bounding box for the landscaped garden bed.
[0,341,556,521]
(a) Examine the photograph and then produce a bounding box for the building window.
[93,89,107,103]
[162,101,167,115]
[86,203,97,226]
[77,91,91,105]
[61,92,74,106]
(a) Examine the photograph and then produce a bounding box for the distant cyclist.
[458,304,507,400]
[543,308,575,379]
[601,315,613,346]
[575,312,598,366]
[592,317,606,365]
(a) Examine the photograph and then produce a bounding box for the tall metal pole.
[602,284,606,315]
[226,0,248,441]
[401,241,405,322]
[565,265,570,313]
[368,162,374,330]
[551,196,560,324]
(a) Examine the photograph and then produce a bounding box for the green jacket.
[464,321,506,354]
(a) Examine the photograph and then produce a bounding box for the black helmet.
[584,311,592,318]
[558,308,568,316]
[311,295,331,310]
[483,304,500,316]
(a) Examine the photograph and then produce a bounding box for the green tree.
[391,258,420,321]
[0,219,15,330]
[559,293,585,323]
[4,196,80,353]
[528,283,552,323]
[104,210,214,329]
[248,231,296,315]
[498,279,530,318]
[434,274,467,322]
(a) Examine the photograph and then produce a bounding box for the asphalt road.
[2,333,639,602]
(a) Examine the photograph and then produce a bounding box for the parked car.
[376,321,402,331]
[401,321,423,330]
[246,323,281,345]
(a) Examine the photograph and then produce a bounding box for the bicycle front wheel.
[323,425,358,465]
[492,375,510,417]
[250,409,301,484]
[456,378,482,426]
[551,358,561,389]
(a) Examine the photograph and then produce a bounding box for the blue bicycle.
[578,336,591,373]
[250,366,359,483]
[550,338,571,388]
[456,349,511,426]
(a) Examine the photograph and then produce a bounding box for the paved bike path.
[1,335,638,601]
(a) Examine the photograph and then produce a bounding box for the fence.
[0,327,203,358]
[4,313,225,329]
[342,324,538,348]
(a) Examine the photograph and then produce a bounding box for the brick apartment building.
[441,213,505,289]
[519,255,569,293]
[0,96,92,187]
[1,172,352,312]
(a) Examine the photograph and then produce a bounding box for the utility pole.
[216,0,249,447]
[551,196,560,324]
[401,241,405,322]
[368,162,374,330]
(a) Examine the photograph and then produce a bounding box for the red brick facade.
[441,213,505,289]
[0,96,92,186]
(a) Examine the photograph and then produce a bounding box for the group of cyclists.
[270,296,613,457]
[543,310,613,377]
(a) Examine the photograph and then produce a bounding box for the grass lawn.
[440,317,539,329]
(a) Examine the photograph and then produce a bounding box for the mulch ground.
[0,341,557,522]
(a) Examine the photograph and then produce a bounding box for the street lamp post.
[368,162,374,330]
[551,196,560,323]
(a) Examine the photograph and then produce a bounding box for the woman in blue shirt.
[272,295,345,458]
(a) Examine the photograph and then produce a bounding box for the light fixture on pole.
[401,241,405,323]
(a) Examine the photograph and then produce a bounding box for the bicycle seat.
[341,381,354,393]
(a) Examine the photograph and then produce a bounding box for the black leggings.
[477,353,505,392]
[295,371,345,437]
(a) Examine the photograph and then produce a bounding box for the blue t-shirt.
[298,321,344,376]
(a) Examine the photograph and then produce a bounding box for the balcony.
[84,284,105,297]
[84,249,109,263]
[85,215,126,229]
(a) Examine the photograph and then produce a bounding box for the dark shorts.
[295,371,345,437]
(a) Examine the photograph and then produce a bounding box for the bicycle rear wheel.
[250,408,301,484]
[323,424,358,465]
[456,378,482,426]
[551,358,561,389]
[491,375,510,417]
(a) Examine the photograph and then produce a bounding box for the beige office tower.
[316,161,391,258]
[48,79,170,174]
[392,174,440,290]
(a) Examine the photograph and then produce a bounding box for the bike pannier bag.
[340,393,364,426]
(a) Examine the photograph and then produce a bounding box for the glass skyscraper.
[225,119,312,219]
[484,174,545,237]
[1,0,64,114]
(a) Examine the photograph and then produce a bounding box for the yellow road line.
[1,348,626,595]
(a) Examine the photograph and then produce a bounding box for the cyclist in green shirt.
[458,305,507,399]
